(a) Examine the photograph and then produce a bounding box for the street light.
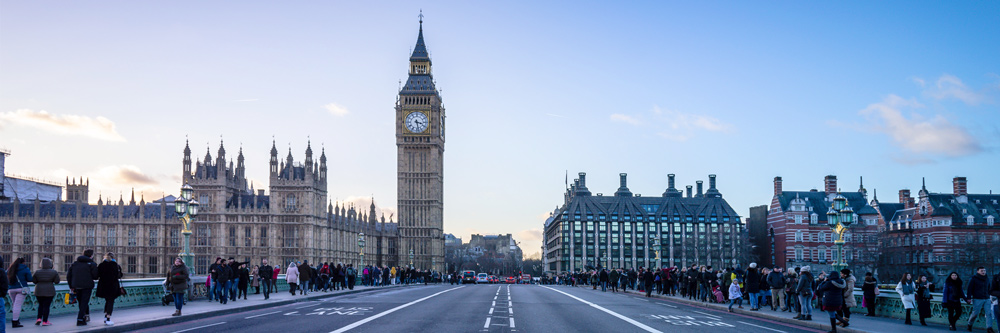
[409,248,414,268]
[649,235,661,269]
[174,183,199,271]
[358,232,365,269]
[826,193,855,272]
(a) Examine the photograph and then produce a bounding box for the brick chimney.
[696,181,704,197]
[825,175,837,195]
[686,185,693,198]
[953,177,967,196]
[899,189,913,209]
[774,176,783,196]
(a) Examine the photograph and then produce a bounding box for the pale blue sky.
[2,1,999,255]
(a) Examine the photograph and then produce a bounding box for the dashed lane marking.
[737,321,788,333]
[539,285,661,333]
[693,311,722,319]
[510,317,515,328]
[329,286,464,333]
[483,317,491,329]
[244,310,282,319]
[172,322,226,333]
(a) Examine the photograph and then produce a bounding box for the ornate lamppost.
[409,248,414,268]
[174,184,199,269]
[358,232,365,269]
[826,194,855,272]
[649,235,661,269]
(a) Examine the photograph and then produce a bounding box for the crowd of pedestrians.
[557,263,1000,333]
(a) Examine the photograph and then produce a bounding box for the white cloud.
[922,74,986,105]
[324,103,349,117]
[610,113,641,126]
[517,228,543,242]
[861,94,981,157]
[0,109,125,141]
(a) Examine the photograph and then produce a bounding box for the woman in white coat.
[894,273,917,325]
[285,262,300,296]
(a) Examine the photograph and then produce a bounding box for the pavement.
[4,284,408,333]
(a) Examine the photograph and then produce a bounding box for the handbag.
[64,292,77,305]
[118,266,128,296]
[874,288,881,296]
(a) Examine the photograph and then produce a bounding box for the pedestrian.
[167,257,190,317]
[95,252,123,326]
[272,264,281,291]
[786,271,799,314]
[0,256,9,328]
[943,272,966,331]
[600,268,609,292]
[817,270,849,332]
[861,272,878,317]
[729,278,744,312]
[208,258,224,303]
[895,272,917,325]
[745,263,762,311]
[768,267,786,311]
[966,267,995,333]
[32,257,60,326]
[227,258,248,302]
[67,249,99,326]
[347,264,356,290]
[991,272,1000,333]
[839,269,856,325]
[298,261,312,295]
[6,257,32,328]
[251,265,260,294]
[795,266,813,321]
[237,263,250,300]
[915,275,934,326]
[286,262,300,295]
[643,267,655,297]
[259,259,273,300]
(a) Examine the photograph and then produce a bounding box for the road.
[135,284,823,333]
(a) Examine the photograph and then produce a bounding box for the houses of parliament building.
[0,18,454,276]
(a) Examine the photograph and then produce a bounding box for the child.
[729,279,744,312]
[713,284,725,303]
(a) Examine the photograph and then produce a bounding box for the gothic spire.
[410,11,430,62]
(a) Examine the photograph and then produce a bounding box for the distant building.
[543,172,743,275]
[746,205,770,268]
[767,176,885,274]
[0,150,62,203]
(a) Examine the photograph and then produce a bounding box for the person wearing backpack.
[167,257,190,316]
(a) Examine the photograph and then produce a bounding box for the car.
[477,273,489,284]
[462,271,477,284]
[505,276,516,284]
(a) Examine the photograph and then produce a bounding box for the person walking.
[768,267,787,311]
[786,271,800,314]
[861,272,878,316]
[259,259,273,300]
[208,258,223,303]
[286,262,300,295]
[251,265,260,295]
[795,266,814,321]
[966,267,995,333]
[237,263,250,300]
[0,257,9,328]
[643,267,655,297]
[32,258,59,326]
[839,269,856,325]
[599,268,609,292]
[95,253,123,326]
[728,279,744,312]
[817,270,848,332]
[895,272,917,325]
[915,275,934,326]
[943,272,966,331]
[67,249,99,326]
[745,263,762,311]
[272,264,280,291]
[227,258,248,302]
[7,257,32,328]
[298,261,312,295]
[167,257,190,316]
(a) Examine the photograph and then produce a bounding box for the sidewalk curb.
[83,285,414,333]
[617,288,867,333]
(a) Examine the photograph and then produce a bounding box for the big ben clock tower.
[397,15,445,272]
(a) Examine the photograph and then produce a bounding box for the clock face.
[405,112,428,133]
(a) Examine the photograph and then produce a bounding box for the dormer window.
[988,216,995,226]
[967,215,974,224]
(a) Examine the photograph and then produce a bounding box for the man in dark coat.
[67,249,99,325]
[745,263,762,310]
[599,268,609,292]
[966,267,994,333]
[228,258,249,301]
[643,267,655,297]
[259,259,273,300]
[767,266,787,311]
[298,261,312,295]
[609,269,620,292]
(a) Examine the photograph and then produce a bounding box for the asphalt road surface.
[136,284,824,333]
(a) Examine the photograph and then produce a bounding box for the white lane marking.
[658,303,678,308]
[539,285,661,333]
[693,311,722,319]
[492,301,496,307]
[738,321,788,333]
[510,317,515,328]
[173,322,226,333]
[494,295,498,300]
[244,310,281,319]
[509,307,513,314]
[497,286,501,293]
[508,301,512,307]
[484,317,491,329]
[329,286,464,333]
[489,307,494,314]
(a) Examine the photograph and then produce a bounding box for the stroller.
[712,285,725,303]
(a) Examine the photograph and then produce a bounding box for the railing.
[4,275,291,320]
[850,289,994,330]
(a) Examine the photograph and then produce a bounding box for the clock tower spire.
[396,13,445,272]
